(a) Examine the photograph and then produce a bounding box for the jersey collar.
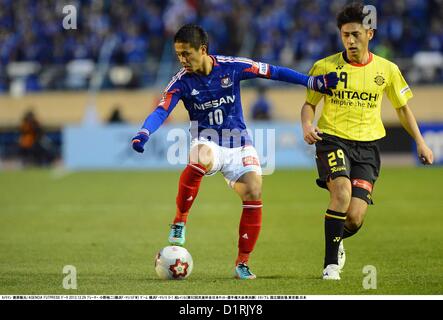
[210,55,219,67]
[342,51,373,67]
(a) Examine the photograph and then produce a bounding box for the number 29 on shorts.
[328,149,346,167]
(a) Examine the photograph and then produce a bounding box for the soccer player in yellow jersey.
[301,2,434,280]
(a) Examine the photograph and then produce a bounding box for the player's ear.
[200,45,208,55]
[367,29,374,40]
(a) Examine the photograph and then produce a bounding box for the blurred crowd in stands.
[1,0,442,94]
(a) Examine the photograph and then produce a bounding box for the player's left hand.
[132,131,149,153]
[417,142,434,165]
[310,72,339,96]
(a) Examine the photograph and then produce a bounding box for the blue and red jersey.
[141,55,309,147]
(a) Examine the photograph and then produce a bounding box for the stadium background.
[0,0,442,295]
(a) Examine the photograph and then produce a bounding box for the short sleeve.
[385,64,413,109]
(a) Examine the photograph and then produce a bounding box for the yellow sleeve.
[305,62,324,106]
[386,64,413,108]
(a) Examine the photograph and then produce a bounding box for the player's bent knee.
[244,190,262,201]
[346,218,363,231]
[328,177,352,207]
[242,184,262,201]
[331,187,352,208]
[190,144,214,171]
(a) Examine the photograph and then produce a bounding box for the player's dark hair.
[174,24,209,52]
[336,2,366,29]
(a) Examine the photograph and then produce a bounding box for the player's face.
[174,42,206,73]
[340,23,374,60]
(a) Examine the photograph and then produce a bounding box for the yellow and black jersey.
[306,52,413,141]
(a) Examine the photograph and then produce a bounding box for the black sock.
[324,209,346,268]
[342,223,363,239]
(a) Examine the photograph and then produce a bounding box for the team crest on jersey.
[221,76,233,88]
[374,74,385,86]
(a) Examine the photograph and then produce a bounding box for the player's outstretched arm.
[131,80,182,153]
[269,66,339,96]
[131,107,170,153]
[301,102,323,145]
[396,105,434,164]
[238,58,338,95]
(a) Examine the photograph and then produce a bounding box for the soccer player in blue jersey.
[132,24,338,279]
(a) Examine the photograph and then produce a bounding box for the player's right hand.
[303,123,323,145]
[131,131,149,153]
[310,72,339,96]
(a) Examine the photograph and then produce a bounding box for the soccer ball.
[154,246,193,280]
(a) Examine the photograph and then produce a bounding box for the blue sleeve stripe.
[216,56,254,65]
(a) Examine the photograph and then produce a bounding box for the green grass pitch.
[0,167,442,295]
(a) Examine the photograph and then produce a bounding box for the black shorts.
[315,133,381,204]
